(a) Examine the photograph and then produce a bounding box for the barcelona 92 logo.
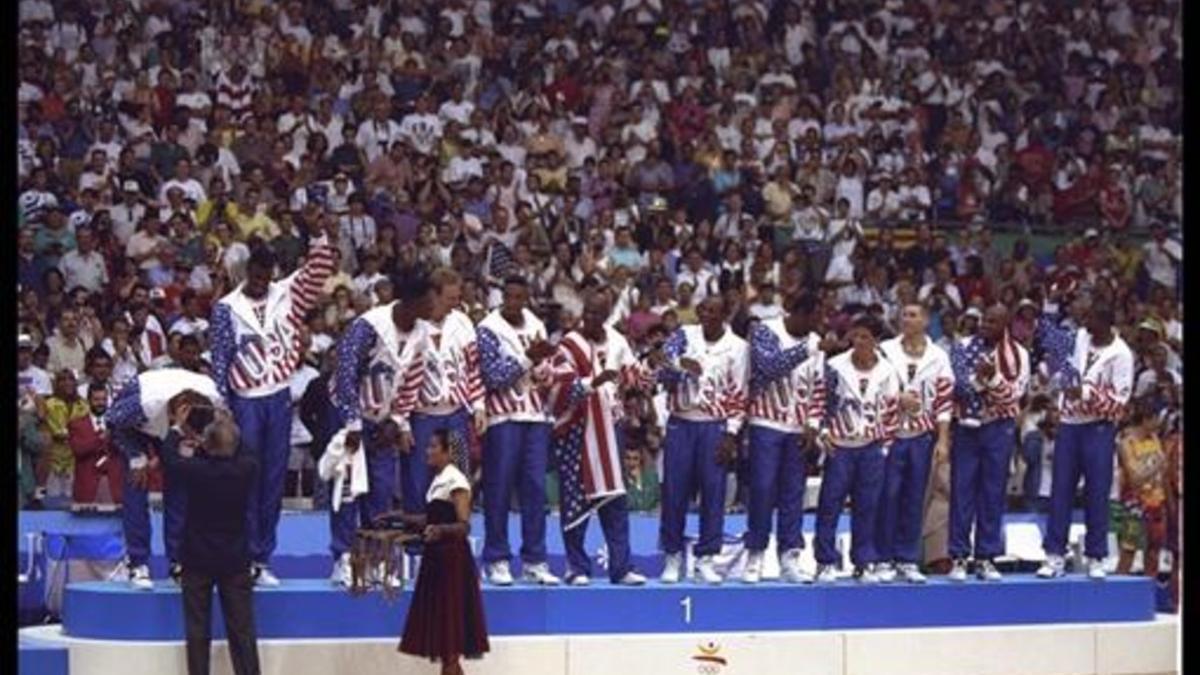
[692,641,728,673]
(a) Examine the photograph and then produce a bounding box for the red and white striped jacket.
[477,309,554,426]
[1060,332,1135,425]
[211,237,337,400]
[415,309,486,417]
[820,352,901,448]
[334,304,431,432]
[747,319,825,434]
[879,336,955,438]
[661,325,749,434]
[951,334,1031,425]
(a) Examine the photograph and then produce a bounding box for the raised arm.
[656,328,688,387]
[285,235,338,323]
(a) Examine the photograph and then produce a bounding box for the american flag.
[547,333,625,531]
[952,331,1022,421]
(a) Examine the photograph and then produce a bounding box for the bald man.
[948,305,1029,582]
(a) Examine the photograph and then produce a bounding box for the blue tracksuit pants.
[949,419,1016,560]
[745,424,806,553]
[660,417,728,557]
[876,432,935,564]
[229,389,292,565]
[482,421,551,565]
[563,494,634,582]
[1043,421,1117,559]
[814,442,886,567]
[406,409,472,514]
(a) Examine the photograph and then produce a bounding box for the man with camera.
[161,403,261,675]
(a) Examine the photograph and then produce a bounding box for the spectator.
[67,384,123,507]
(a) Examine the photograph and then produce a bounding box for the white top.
[427,464,471,503]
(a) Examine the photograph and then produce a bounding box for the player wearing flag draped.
[875,303,954,584]
[948,304,1030,582]
[329,269,435,588]
[813,315,901,584]
[658,295,749,586]
[477,276,561,587]
[105,368,223,590]
[408,268,486,511]
[210,227,337,586]
[742,292,827,585]
[546,289,660,587]
[1034,299,1134,580]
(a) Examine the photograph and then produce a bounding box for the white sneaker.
[1087,557,1107,580]
[780,550,813,584]
[742,551,764,584]
[896,563,927,584]
[567,572,591,587]
[253,565,281,587]
[487,561,514,586]
[855,565,881,584]
[617,570,647,586]
[1037,555,1066,579]
[875,561,897,583]
[695,556,723,585]
[976,559,1002,582]
[948,559,969,582]
[660,553,683,584]
[129,564,154,591]
[523,562,561,586]
[330,554,352,588]
[814,564,838,584]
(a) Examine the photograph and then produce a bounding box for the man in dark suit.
[68,385,124,507]
[162,406,261,675]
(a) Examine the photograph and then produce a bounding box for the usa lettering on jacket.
[747,318,824,434]
[661,325,749,435]
[821,353,901,447]
[879,336,955,437]
[416,310,485,416]
[477,308,554,425]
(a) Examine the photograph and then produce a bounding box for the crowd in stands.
[15,0,1181,577]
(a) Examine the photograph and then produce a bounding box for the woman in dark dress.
[399,430,489,675]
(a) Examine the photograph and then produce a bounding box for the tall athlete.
[330,269,435,587]
[743,292,825,584]
[813,315,900,584]
[477,276,561,586]
[948,304,1030,581]
[1035,301,1134,579]
[105,368,223,589]
[546,289,658,586]
[210,227,337,586]
[659,295,749,585]
[408,268,486,510]
[876,303,954,583]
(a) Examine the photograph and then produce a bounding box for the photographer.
[162,404,260,675]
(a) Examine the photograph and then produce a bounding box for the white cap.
[1083,228,1099,239]
[17,334,34,348]
[123,180,140,192]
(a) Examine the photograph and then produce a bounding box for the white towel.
[318,428,370,513]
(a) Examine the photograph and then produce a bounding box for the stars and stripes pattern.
[334,316,426,426]
[746,321,823,432]
[659,326,749,433]
[950,331,1027,423]
[210,239,337,400]
[880,338,955,437]
[821,356,900,446]
[1035,314,1134,424]
[416,312,485,414]
[477,310,554,423]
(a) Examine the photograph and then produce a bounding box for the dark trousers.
[814,443,886,567]
[182,568,261,675]
[229,389,292,565]
[1043,421,1117,559]
[949,419,1015,560]
[482,421,552,564]
[563,494,633,582]
[876,433,935,563]
[1021,431,1044,509]
[660,418,728,556]
[113,428,186,566]
[745,425,806,553]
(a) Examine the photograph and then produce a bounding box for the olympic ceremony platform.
[18,510,1179,675]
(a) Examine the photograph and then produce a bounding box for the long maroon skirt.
[399,501,490,662]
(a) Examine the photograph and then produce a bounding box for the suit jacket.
[162,430,259,576]
[67,415,124,503]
